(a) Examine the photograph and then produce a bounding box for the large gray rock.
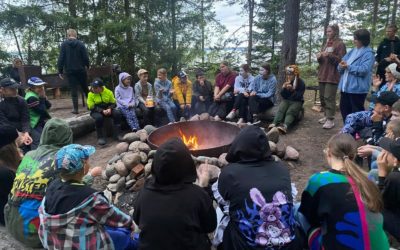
[122,152,141,170]
[199,113,210,120]
[266,127,280,144]
[139,151,148,163]
[136,129,149,142]
[105,164,117,177]
[218,153,228,168]
[143,125,157,135]
[123,132,140,143]
[284,146,299,161]
[144,162,152,176]
[189,114,200,121]
[116,142,129,154]
[269,141,277,154]
[109,174,121,183]
[114,160,129,176]
[148,150,156,158]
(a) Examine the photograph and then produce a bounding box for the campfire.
[179,129,199,150]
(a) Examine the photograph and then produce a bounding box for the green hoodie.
[4,118,73,248]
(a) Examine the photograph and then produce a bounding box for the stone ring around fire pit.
[147,120,241,157]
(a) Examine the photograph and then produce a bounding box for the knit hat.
[0,78,23,89]
[0,125,18,149]
[387,63,400,80]
[27,77,46,86]
[55,144,95,174]
[379,137,400,160]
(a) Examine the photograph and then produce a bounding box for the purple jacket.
[115,72,136,108]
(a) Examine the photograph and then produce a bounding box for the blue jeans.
[293,203,310,235]
[30,125,44,150]
[159,99,177,123]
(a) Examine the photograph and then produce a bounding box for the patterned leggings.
[119,106,140,131]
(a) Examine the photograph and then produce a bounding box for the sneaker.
[277,125,287,134]
[323,119,335,129]
[237,118,245,124]
[318,117,327,124]
[180,117,186,122]
[71,110,79,115]
[226,110,236,120]
[252,115,259,124]
[97,138,106,146]
[214,115,222,121]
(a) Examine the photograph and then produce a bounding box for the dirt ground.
[48,94,341,197]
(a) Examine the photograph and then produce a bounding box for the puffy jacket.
[338,46,375,94]
[87,87,116,112]
[172,76,193,105]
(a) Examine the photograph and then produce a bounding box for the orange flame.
[179,129,199,150]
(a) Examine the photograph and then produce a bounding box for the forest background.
[0,0,397,86]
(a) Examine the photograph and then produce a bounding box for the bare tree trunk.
[277,0,300,102]
[92,0,101,65]
[11,28,23,61]
[271,0,276,63]
[392,0,398,24]
[247,0,255,67]
[308,0,315,65]
[201,0,205,66]
[371,0,380,49]
[386,0,392,27]
[323,0,332,41]
[144,1,152,70]
[68,0,77,27]
[171,0,177,74]
[124,0,135,73]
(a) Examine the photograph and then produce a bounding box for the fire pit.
[147,120,241,157]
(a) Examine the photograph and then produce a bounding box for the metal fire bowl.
[147,120,241,157]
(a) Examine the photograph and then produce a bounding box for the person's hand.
[244,92,249,97]
[316,52,322,59]
[23,132,32,145]
[250,91,256,96]
[339,60,348,69]
[196,164,210,187]
[385,57,392,62]
[169,89,175,94]
[390,53,398,61]
[16,132,25,147]
[89,166,102,177]
[372,75,382,90]
[58,74,64,80]
[321,52,328,57]
[357,145,374,158]
[199,96,205,101]
[371,110,383,122]
[233,89,239,94]
[214,94,221,101]
[186,104,191,109]
[377,151,391,177]
[180,104,185,109]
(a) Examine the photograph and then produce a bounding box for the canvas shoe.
[237,118,245,124]
[318,117,327,124]
[226,110,236,120]
[323,119,335,129]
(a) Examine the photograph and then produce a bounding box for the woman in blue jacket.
[338,29,375,122]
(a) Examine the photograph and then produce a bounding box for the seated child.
[133,138,216,249]
[172,71,192,120]
[115,72,140,132]
[87,78,122,145]
[154,68,177,123]
[0,78,32,150]
[298,133,389,249]
[38,144,136,250]
[192,70,213,115]
[25,77,52,150]
[269,65,305,134]
[134,69,154,125]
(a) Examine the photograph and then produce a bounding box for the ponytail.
[327,134,383,213]
[342,158,383,213]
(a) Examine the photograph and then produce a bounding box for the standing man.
[376,24,400,87]
[57,28,90,114]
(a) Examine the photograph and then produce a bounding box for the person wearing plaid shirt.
[39,144,137,250]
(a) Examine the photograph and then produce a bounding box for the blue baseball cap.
[27,77,46,86]
[178,71,187,78]
[90,78,104,87]
[55,144,95,173]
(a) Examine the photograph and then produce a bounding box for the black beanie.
[0,125,18,148]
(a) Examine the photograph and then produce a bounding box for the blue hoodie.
[115,72,136,108]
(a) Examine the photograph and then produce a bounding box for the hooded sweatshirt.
[216,126,300,250]
[38,179,133,250]
[133,138,216,250]
[115,72,136,108]
[57,38,89,74]
[5,118,73,248]
[376,36,400,78]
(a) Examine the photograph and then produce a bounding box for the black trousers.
[137,102,154,126]
[191,96,212,115]
[90,109,121,129]
[67,71,89,111]
[340,92,367,123]
[233,93,250,120]
[249,95,274,116]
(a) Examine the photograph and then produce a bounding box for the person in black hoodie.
[376,24,400,87]
[57,28,90,114]
[133,138,217,250]
[214,126,302,250]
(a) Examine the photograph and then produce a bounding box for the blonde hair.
[157,68,167,75]
[327,134,382,213]
[67,29,77,38]
[0,142,22,171]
